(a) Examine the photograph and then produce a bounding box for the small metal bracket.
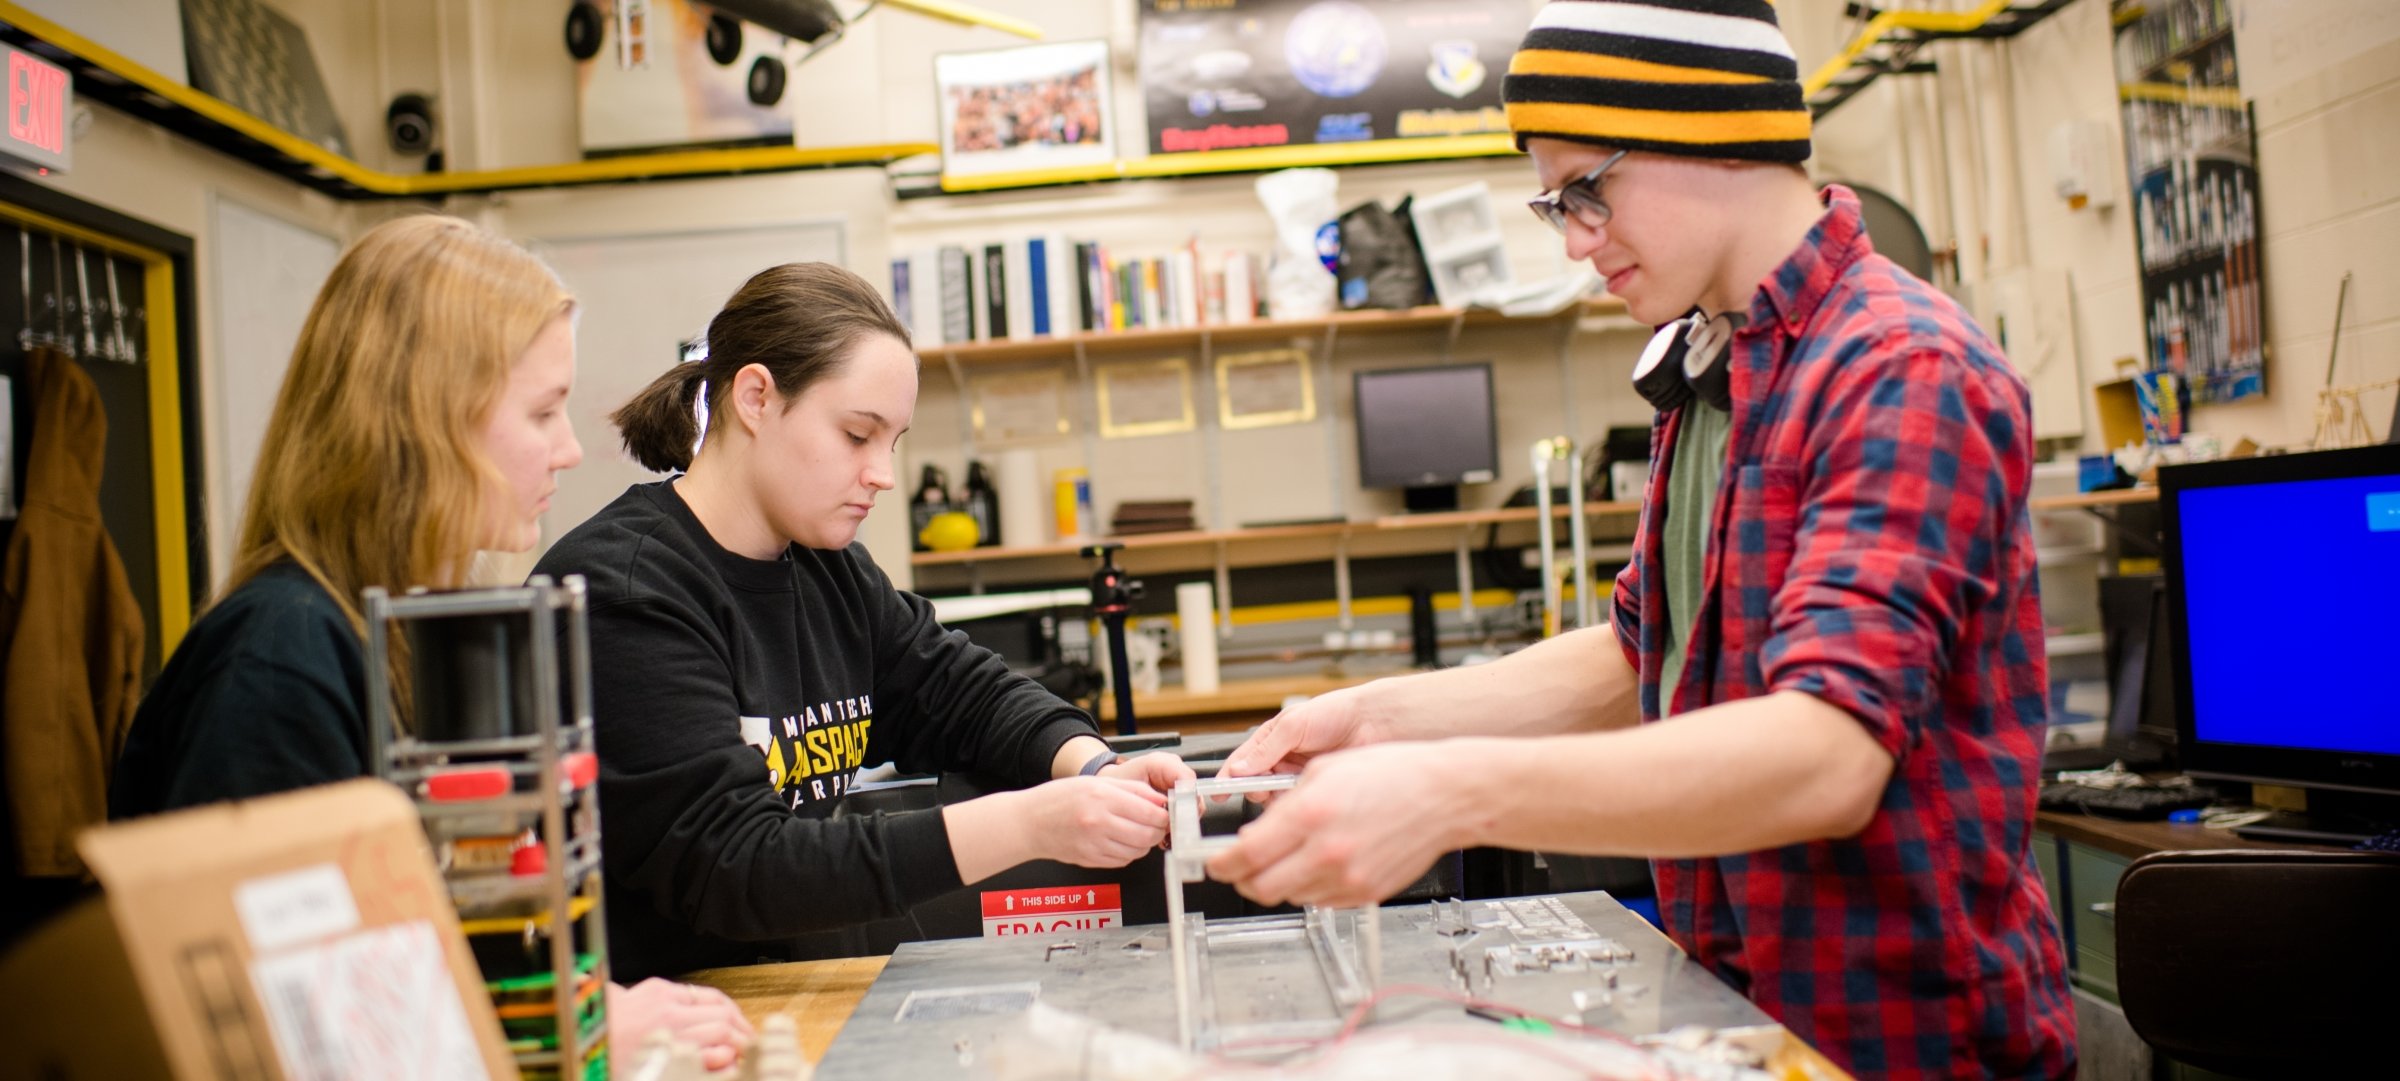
[1164,774,1384,1052]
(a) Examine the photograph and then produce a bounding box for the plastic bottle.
[910,464,952,552]
[963,459,1000,547]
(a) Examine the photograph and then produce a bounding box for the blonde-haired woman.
[109,215,752,1069]
[112,213,579,813]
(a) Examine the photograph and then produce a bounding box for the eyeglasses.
[1528,149,1629,235]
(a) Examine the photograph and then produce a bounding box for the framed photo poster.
[935,40,1118,179]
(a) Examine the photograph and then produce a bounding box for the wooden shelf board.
[910,502,1638,567]
[1372,501,1641,530]
[1097,672,1386,723]
[2030,488,2159,511]
[918,298,1628,366]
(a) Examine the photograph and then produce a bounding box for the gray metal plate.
[813,891,1777,1080]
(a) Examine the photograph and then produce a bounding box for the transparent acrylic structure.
[1164,774,1384,1053]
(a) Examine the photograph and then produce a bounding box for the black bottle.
[962,459,1000,547]
[909,464,951,552]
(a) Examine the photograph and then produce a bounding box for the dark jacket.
[3,346,144,877]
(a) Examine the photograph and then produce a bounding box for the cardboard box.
[0,779,516,1080]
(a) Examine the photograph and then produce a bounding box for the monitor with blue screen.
[2162,443,2400,806]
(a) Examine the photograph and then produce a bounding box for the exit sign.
[2,44,69,174]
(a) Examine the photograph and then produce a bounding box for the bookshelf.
[912,502,1641,639]
[915,296,1632,369]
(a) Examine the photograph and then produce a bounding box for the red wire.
[1202,982,1673,1081]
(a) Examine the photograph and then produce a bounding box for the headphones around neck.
[1631,309,1746,413]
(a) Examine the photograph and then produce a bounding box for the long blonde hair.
[228,215,573,717]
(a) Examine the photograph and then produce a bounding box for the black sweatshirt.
[531,480,1096,980]
[110,563,372,819]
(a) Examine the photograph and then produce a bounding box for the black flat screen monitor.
[1354,362,1499,513]
[2161,444,2400,797]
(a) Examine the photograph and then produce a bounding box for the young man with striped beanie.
[1210,2,2076,1076]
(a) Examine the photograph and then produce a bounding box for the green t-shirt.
[1659,402,1731,717]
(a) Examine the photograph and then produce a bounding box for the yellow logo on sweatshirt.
[743,696,876,807]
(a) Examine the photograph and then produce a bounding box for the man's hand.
[1097,751,1196,797]
[1218,687,1382,795]
[1204,741,1467,908]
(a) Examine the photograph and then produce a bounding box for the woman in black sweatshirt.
[534,262,1190,981]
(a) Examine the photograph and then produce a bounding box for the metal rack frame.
[364,576,611,1080]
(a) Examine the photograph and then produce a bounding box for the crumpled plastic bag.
[1256,168,1340,319]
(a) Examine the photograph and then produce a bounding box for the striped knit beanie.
[1503,0,1811,164]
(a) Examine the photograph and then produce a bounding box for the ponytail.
[612,262,911,476]
[612,361,709,473]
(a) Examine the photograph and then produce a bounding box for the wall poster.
[2113,0,2266,404]
[1137,0,1526,157]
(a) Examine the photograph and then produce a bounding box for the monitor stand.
[2228,786,2400,845]
[2043,733,2171,775]
[1401,484,1461,513]
[2231,810,2382,846]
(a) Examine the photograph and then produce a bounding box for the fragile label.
[979,884,1121,938]
[251,919,488,1081]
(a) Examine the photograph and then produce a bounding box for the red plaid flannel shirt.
[1612,186,2075,1078]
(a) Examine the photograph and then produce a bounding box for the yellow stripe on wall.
[1508,49,1771,85]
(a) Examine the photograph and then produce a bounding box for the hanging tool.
[73,242,99,359]
[44,234,66,356]
[103,258,132,363]
[16,225,32,350]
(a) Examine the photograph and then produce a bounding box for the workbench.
[687,892,1861,1080]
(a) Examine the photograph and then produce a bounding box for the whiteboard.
[207,196,339,585]
[530,222,846,554]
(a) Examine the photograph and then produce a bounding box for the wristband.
[1078,749,1122,776]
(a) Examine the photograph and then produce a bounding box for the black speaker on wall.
[564,2,603,61]
[385,92,435,155]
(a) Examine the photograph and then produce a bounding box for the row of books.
[1111,499,1198,536]
[890,237,1262,347]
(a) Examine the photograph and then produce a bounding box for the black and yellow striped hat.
[1503,0,1811,163]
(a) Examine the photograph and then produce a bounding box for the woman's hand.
[607,977,755,1071]
[1097,751,1196,796]
[1016,775,1170,868]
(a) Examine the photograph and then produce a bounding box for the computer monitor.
[2161,444,2400,813]
[1354,362,1499,513]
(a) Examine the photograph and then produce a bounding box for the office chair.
[2114,848,2400,1078]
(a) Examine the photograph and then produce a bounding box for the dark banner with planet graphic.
[1138,0,1526,156]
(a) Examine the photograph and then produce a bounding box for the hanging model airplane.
[565,0,1041,106]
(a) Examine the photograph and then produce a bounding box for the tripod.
[1084,543,1144,735]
